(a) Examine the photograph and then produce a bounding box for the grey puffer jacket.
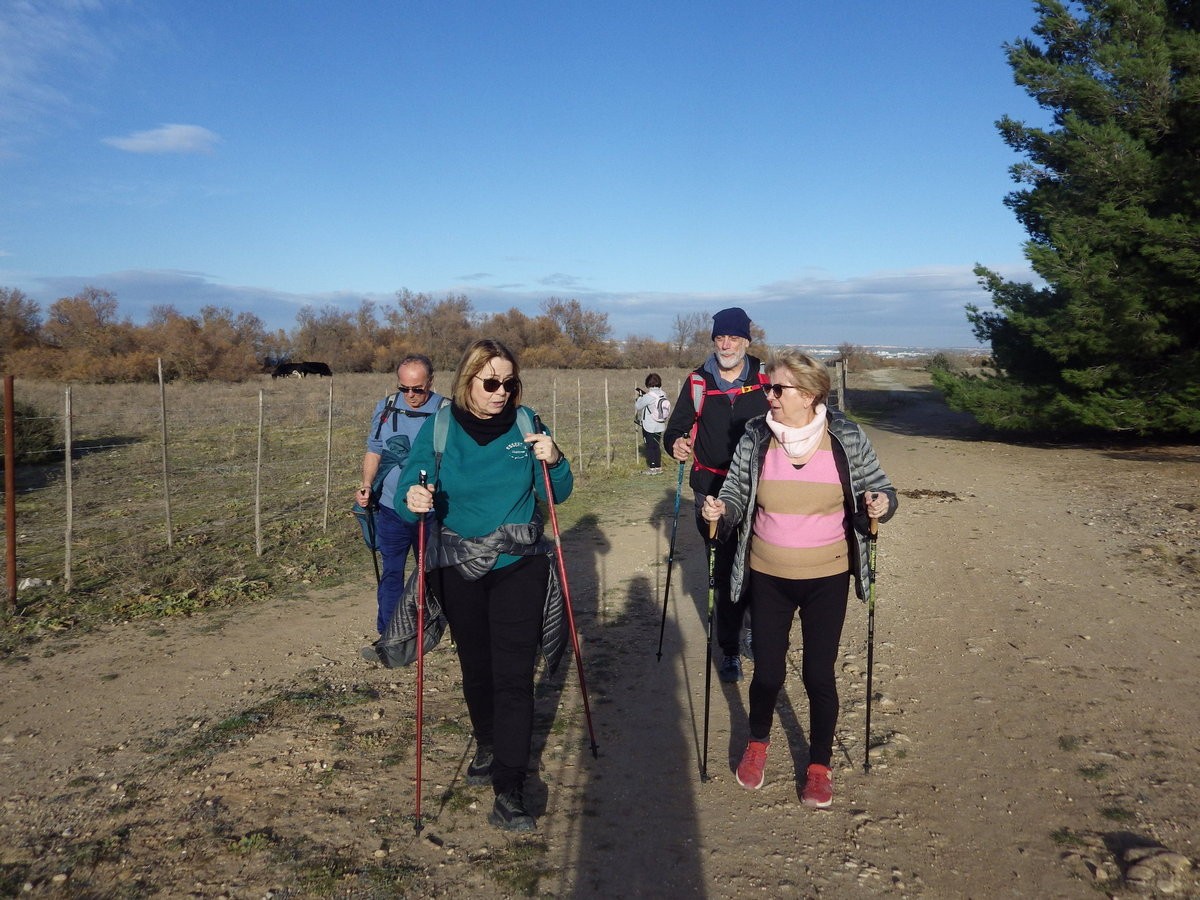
[433,515,566,673]
[714,411,897,604]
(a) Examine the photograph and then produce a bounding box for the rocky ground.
[1,369,1197,898]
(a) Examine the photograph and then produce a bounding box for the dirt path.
[1,371,1197,898]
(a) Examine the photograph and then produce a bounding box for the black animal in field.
[272,361,333,378]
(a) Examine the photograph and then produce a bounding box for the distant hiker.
[634,372,670,474]
[662,307,768,683]
[399,338,572,833]
[355,354,444,634]
[702,349,897,807]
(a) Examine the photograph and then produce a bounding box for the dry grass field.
[2,368,694,650]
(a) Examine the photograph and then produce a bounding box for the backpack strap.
[687,363,769,478]
[688,373,707,443]
[430,401,452,486]
[373,391,402,440]
[429,401,538,493]
[516,405,535,437]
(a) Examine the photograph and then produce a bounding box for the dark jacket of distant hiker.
[662,354,770,497]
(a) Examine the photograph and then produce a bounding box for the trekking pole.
[533,416,599,758]
[700,517,717,781]
[414,470,428,832]
[864,516,878,775]
[655,461,687,661]
[366,504,381,585]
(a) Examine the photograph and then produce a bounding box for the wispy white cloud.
[102,123,220,154]
[0,0,115,157]
[538,272,587,289]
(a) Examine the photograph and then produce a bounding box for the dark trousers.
[746,569,850,768]
[374,504,418,634]
[641,428,662,468]
[692,494,744,657]
[436,554,548,794]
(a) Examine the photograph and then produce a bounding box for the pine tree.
[937,0,1200,435]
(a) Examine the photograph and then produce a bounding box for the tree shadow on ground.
[844,385,989,443]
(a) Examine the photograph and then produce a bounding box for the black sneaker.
[718,654,742,683]
[466,744,493,785]
[488,789,536,832]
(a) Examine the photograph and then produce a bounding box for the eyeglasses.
[767,384,805,399]
[396,384,429,394]
[475,375,521,394]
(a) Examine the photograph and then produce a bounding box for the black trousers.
[693,494,744,656]
[641,427,662,468]
[746,569,850,768]
[436,554,548,794]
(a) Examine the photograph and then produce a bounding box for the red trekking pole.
[533,416,599,758]
[414,470,428,832]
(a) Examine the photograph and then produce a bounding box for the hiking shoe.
[736,740,769,790]
[358,644,380,664]
[488,789,536,832]
[642,467,663,475]
[739,627,754,661]
[718,654,742,683]
[801,763,833,808]
[466,744,493,785]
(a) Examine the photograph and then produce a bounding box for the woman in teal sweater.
[398,339,572,833]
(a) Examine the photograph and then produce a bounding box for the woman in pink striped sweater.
[702,348,896,808]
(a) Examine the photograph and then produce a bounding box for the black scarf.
[452,400,517,446]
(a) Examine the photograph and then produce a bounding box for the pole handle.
[418,470,428,488]
[869,517,878,536]
[707,517,717,540]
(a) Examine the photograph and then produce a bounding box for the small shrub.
[2,400,59,466]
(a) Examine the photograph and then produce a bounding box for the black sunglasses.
[475,375,520,394]
[766,383,805,399]
[396,384,429,394]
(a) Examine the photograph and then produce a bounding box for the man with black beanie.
[662,307,768,682]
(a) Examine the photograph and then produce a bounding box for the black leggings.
[746,569,850,767]
[436,554,548,794]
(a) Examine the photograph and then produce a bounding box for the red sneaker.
[801,763,833,808]
[736,740,768,790]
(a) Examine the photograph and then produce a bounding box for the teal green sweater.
[394,406,573,569]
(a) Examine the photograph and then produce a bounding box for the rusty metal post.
[4,375,17,612]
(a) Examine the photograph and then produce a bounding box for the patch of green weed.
[1050,827,1088,847]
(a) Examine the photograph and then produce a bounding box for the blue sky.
[1,1,1047,349]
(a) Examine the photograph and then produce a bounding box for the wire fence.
[2,369,695,603]
[2,360,844,607]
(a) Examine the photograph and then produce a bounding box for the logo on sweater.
[507,440,530,460]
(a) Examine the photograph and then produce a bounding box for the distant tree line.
[0,286,760,382]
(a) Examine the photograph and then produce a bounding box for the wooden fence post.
[255,390,264,557]
[604,377,611,469]
[64,386,73,593]
[322,377,333,531]
[4,375,16,612]
[157,359,173,547]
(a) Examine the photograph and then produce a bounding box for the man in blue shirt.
[355,354,444,634]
